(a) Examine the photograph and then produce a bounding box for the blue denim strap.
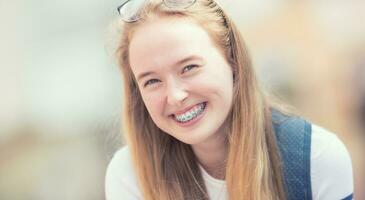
[272,110,312,200]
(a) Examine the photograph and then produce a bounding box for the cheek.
[141,93,165,120]
[194,67,233,94]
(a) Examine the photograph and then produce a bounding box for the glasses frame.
[117,0,197,23]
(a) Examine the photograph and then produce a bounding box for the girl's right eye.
[144,79,160,87]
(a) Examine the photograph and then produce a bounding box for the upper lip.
[170,102,205,116]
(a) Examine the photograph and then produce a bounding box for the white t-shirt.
[105,124,354,200]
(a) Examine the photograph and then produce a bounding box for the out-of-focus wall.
[228,1,365,199]
[0,0,123,199]
[0,0,364,199]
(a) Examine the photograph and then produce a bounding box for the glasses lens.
[118,0,147,22]
[163,0,196,9]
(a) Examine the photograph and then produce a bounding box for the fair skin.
[128,17,234,179]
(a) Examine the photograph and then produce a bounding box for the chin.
[176,130,215,145]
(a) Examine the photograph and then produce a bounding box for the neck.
[191,127,228,180]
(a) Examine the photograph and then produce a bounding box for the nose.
[166,79,188,107]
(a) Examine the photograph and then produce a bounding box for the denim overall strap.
[272,110,312,200]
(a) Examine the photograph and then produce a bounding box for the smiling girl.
[105,0,354,199]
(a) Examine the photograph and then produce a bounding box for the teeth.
[174,103,206,123]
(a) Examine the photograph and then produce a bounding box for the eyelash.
[143,64,199,87]
[144,79,160,87]
[182,64,199,74]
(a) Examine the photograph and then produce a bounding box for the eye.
[182,64,198,74]
[144,79,160,87]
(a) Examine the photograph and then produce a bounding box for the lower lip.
[171,102,207,127]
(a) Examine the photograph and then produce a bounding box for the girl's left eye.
[182,64,198,74]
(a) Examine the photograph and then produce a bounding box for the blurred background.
[0,0,364,199]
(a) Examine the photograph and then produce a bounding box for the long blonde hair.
[116,0,289,199]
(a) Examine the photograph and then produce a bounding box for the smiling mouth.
[171,102,207,123]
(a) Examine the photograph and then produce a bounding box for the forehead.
[128,18,217,73]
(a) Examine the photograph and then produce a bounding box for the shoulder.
[310,124,354,200]
[105,146,142,200]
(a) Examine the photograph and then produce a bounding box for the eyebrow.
[136,55,203,82]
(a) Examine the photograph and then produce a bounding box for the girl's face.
[129,18,234,146]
